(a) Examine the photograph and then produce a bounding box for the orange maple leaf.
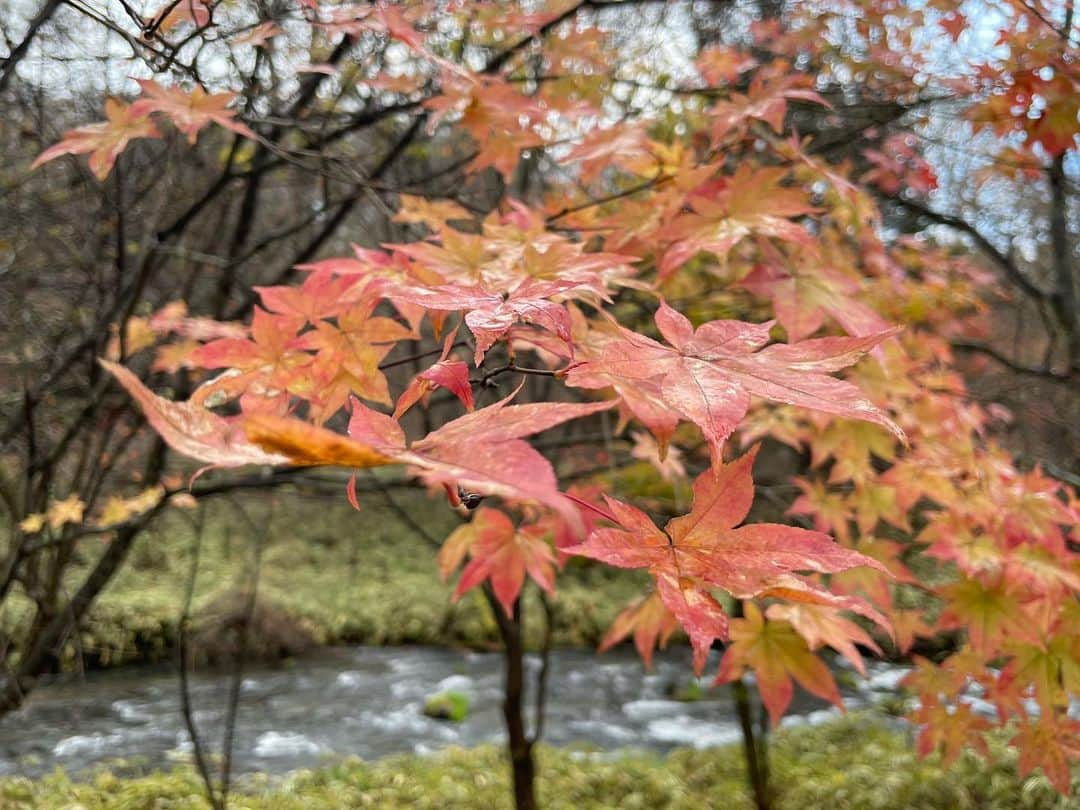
[32,98,161,180]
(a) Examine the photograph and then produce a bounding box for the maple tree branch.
[546,175,672,223]
[951,340,1078,385]
[894,197,1050,305]
[472,364,561,386]
[0,0,61,93]
[379,343,468,371]
[370,477,442,551]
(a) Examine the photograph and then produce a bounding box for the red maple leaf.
[939,12,966,43]
[188,307,308,415]
[387,278,577,364]
[130,79,256,143]
[289,297,414,420]
[441,507,557,616]
[100,360,290,472]
[657,165,819,278]
[567,300,904,466]
[240,387,611,533]
[740,253,889,342]
[568,446,889,671]
[1011,715,1080,795]
[394,329,474,419]
[765,602,882,675]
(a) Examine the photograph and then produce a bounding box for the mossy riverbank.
[1,487,649,671]
[2,714,1075,809]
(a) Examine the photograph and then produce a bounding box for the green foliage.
[1,715,1075,809]
[0,491,646,671]
[424,690,471,722]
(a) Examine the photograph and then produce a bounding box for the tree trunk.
[732,676,771,810]
[486,590,538,810]
[1048,154,1079,373]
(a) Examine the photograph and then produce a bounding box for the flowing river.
[0,646,908,779]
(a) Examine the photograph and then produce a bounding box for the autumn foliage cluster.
[19,0,1080,796]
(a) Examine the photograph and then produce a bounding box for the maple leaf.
[567,301,904,466]
[242,389,611,533]
[1011,715,1080,795]
[130,80,256,143]
[739,255,889,343]
[386,278,577,364]
[97,486,166,528]
[911,701,990,767]
[889,609,933,656]
[147,300,247,342]
[255,270,366,324]
[938,576,1038,656]
[998,634,1080,716]
[629,430,687,482]
[290,298,414,420]
[788,477,854,545]
[654,571,732,674]
[715,601,844,726]
[562,122,654,184]
[101,359,291,470]
[394,330,474,419]
[599,591,680,669]
[362,394,612,532]
[188,307,308,415]
[696,44,758,84]
[657,166,818,279]
[445,507,557,617]
[708,73,829,142]
[939,11,967,43]
[31,98,161,180]
[18,513,46,534]
[568,446,889,670]
[425,77,546,178]
[46,494,86,531]
[765,602,882,675]
[393,194,474,231]
[147,0,210,32]
[393,358,473,419]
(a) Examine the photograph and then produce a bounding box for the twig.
[219,498,266,805]
[176,506,224,810]
[471,364,561,386]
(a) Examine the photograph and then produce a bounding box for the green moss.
[665,678,704,702]
[424,690,470,722]
[2,714,1075,809]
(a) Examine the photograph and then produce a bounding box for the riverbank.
[2,713,1073,809]
[1,488,649,671]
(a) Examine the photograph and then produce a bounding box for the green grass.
[1,714,1075,809]
[0,487,648,670]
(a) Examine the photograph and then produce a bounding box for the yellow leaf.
[18,513,46,534]
[46,494,85,530]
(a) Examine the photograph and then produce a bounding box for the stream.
[0,645,908,779]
